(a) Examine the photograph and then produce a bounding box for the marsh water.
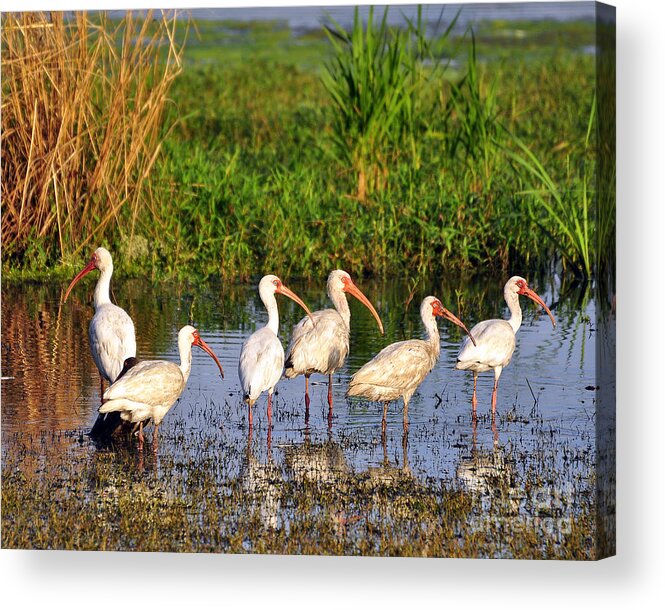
[1,275,601,556]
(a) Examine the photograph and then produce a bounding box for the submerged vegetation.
[1,9,606,281]
[1,408,596,558]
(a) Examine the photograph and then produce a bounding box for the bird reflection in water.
[456,416,520,515]
[241,425,282,530]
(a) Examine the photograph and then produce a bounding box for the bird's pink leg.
[137,421,144,450]
[153,423,159,454]
[403,399,409,434]
[472,372,478,413]
[328,373,334,410]
[327,374,334,429]
[248,403,253,430]
[491,376,499,415]
[267,392,273,427]
[492,414,498,446]
[304,375,310,422]
[382,402,388,434]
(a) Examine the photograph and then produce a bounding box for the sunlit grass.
[2,13,603,282]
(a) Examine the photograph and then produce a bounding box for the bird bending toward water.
[455,276,556,415]
[64,247,136,399]
[99,325,224,449]
[239,275,314,430]
[284,270,384,423]
[347,296,475,432]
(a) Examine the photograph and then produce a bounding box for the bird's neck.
[178,341,193,383]
[423,314,441,357]
[330,288,351,327]
[93,266,113,308]
[505,291,523,334]
[264,294,280,336]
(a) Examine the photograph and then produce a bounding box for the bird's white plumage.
[284,308,349,377]
[455,275,556,412]
[347,297,442,409]
[239,326,284,404]
[284,270,383,382]
[101,359,185,425]
[284,270,354,379]
[348,338,438,404]
[238,275,311,411]
[99,325,204,427]
[455,318,516,373]
[66,247,136,384]
[89,303,137,383]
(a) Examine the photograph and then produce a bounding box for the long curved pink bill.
[346,282,384,335]
[63,259,96,303]
[442,308,477,346]
[278,285,315,325]
[195,337,225,379]
[524,287,556,328]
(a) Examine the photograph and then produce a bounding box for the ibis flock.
[64,247,556,449]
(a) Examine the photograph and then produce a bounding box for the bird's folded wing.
[103,360,182,403]
[350,340,431,387]
[457,319,514,364]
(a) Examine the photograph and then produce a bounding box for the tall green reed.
[321,6,453,202]
[506,96,596,278]
[445,33,501,186]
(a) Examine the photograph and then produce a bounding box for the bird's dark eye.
[273,279,279,286]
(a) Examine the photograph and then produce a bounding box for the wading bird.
[64,247,136,399]
[99,325,224,449]
[89,356,140,437]
[455,276,556,415]
[347,297,475,432]
[284,270,384,421]
[239,275,314,429]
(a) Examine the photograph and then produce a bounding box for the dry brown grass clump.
[1,11,186,264]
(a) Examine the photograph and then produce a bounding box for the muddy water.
[1,275,599,555]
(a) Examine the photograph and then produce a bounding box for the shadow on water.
[1,274,598,557]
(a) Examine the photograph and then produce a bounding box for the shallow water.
[1,274,600,556]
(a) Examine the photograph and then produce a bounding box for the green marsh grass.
[506,97,597,277]
[2,14,600,282]
[321,6,455,202]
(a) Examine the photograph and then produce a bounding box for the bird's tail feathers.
[99,398,146,414]
[454,358,476,371]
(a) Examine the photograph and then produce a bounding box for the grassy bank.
[2,12,600,282]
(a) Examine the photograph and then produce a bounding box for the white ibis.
[455,275,556,415]
[63,247,136,399]
[99,325,224,448]
[238,275,313,429]
[347,296,475,432]
[284,269,384,421]
[89,356,140,437]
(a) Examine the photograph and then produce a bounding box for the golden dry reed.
[1,11,186,263]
